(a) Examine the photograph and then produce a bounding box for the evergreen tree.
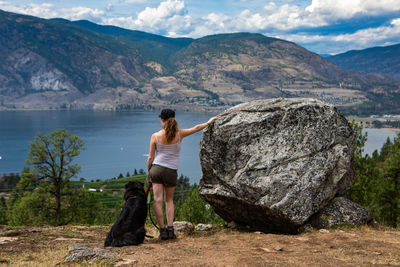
[9,129,85,225]
[347,122,375,205]
[379,134,400,227]
[380,137,393,160]
[0,196,7,224]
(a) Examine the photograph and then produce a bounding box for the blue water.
[0,110,214,184]
[0,111,398,184]
[362,128,399,156]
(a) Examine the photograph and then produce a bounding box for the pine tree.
[10,129,85,225]
[0,196,7,224]
[379,134,400,227]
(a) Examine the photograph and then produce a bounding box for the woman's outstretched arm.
[180,116,219,139]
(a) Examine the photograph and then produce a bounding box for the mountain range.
[0,9,399,114]
[328,44,400,81]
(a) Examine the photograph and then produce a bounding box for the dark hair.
[159,109,175,120]
[164,118,178,143]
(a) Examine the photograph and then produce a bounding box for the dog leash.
[145,182,160,230]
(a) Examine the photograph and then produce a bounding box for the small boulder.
[64,243,117,264]
[173,221,194,235]
[195,224,213,231]
[310,197,373,228]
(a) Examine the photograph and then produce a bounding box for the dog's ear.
[125,182,132,189]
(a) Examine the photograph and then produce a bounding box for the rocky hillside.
[0,9,399,113]
[328,44,400,80]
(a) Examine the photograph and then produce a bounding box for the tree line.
[347,122,400,227]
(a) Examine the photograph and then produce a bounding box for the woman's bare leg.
[164,186,176,227]
[152,183,165,228]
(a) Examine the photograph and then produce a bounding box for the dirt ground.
[0,224,399,266]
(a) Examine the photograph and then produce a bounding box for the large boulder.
[199,98,355,233]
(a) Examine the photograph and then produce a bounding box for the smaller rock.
[195,224,213,231]
[173,221,194,235]
[254,231,262,235]
[115,259,138,267]
[273,246,283,251]
[0,230,21,237]
[54,237,84,242]
[226,221,236,228]
[68,243,96,250]
[64,243,117,264]
[311,197,373,228]
[0,237,18,244]
[319,229,330,234]
[298,224,313,233]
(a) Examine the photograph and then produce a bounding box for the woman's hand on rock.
[207,116,219,125]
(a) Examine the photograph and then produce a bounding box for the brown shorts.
[148,164,178,187]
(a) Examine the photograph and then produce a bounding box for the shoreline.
[376,127,400,132]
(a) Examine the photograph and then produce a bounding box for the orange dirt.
[0,225,399,266]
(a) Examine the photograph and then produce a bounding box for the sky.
[0,0,400,55]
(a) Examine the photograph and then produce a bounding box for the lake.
[0,110,398,184]
[0,110,215,184]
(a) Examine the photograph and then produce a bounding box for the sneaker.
[167,226,176,239]
[158,227,168,240]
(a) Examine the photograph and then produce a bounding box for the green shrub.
[175,186,223,225]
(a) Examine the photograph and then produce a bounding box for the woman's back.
[154,130,180,145]
[152,130,181,170]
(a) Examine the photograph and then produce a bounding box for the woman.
[147,109,218,240]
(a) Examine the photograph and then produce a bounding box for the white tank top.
[152,132,181,170]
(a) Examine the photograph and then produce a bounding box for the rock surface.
[173,221,195,235]
[195,224,213,231]
[199,98,355,233]
[64,243,117,264]
[310,197,373,228]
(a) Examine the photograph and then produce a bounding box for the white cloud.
[102,0,192,34]
[106,3,113,11]
[276,17,400,54]
[333,18,400,45]
[192,0,400,35]
[135,0,186,27]
[306,0,400,22]
[0,0,399,54]
[0,1,57,18]
[59,7,105,21]
[119,0,149,3]
[0,1,105,22]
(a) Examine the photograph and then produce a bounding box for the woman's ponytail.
[164,118,178,143]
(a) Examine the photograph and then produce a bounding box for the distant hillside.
[0,9,158,109]
[72,20,193,68]
[170,33,398,109]
[0,9,399,114]
[328,44,400,80]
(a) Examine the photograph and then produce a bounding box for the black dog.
[104,181,147,247]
